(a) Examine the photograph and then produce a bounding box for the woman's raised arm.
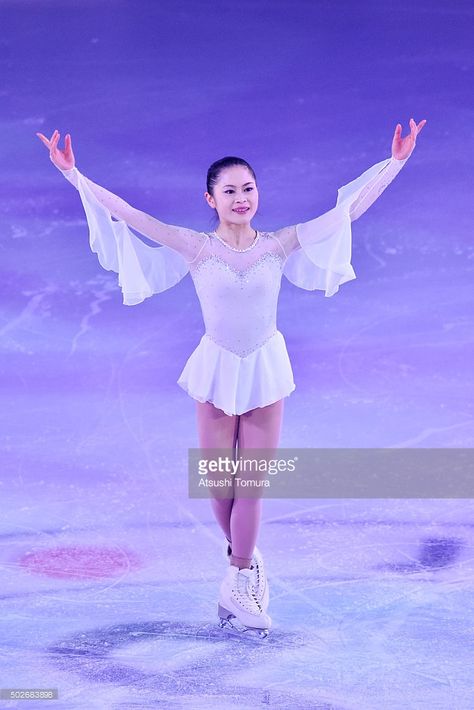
[273,118,427,258]
[272,119,427,297]
[36,130,207,264]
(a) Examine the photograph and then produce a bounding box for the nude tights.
[195,399,284,566]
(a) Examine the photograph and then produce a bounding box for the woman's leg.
[230,398,284,568]
[195,400,240,543]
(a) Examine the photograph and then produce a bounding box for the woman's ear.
[204,191,215,209]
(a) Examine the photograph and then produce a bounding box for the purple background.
[1,1,473,707]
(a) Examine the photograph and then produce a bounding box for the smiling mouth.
[233,208,249,213]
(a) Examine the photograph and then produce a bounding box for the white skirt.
[177,330,296,416]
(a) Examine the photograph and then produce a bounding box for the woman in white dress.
[37,118,426,635]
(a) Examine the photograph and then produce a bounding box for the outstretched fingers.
[410,117,427,136]
[395,118,427,141]
[416,119,427,134]
[36,132,51,148]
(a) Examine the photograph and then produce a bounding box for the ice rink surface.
[1,0,473,707]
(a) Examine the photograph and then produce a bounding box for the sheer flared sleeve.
[56,162,208,306]
[280,155,409,297]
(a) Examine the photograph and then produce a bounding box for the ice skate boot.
[218,564,271,639]
[224,539,269,613]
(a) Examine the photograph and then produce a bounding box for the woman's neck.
[215,224,257,248]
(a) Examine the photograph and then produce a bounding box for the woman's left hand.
[392,118,427,160]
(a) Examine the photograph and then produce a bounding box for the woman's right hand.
[36,129,75,170]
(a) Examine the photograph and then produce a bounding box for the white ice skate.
[218,564,271,639]
[224,539,270,613]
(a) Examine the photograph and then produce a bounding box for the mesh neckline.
[210,230,261,253]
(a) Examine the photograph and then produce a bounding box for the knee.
[232,496,262,510]
[210,496,234,510]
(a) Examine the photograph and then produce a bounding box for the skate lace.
[226,542,265,601]
[234,571,262,612]
[252,557,266,598]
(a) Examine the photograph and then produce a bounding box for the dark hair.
[206,156,257,197]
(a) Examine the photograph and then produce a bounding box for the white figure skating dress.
[55,154,409,416]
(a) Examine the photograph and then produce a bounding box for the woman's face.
[205,165,258,226]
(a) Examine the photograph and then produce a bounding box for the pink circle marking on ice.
[19,545,143,580]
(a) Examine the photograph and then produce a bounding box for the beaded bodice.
[189,231,287,357]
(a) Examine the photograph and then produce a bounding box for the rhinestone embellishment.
[192,251,284,284]
[210,230,261,253]
[189,238,285,357]
[204,330,278,358]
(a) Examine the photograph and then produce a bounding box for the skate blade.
[217,605,269,640]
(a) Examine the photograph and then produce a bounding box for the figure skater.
[36,118,426,638]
